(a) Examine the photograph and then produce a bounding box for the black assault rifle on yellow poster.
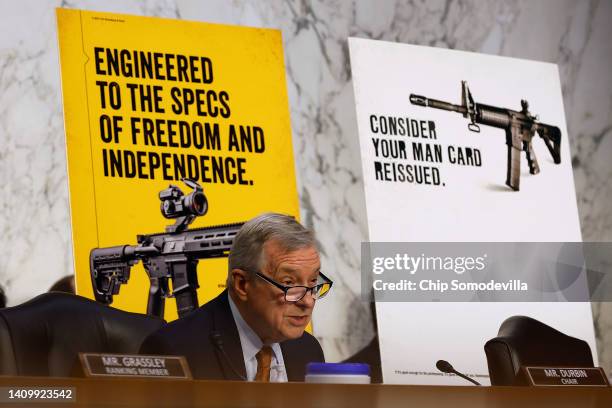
[410,81,562,191]
[89,179,243,318]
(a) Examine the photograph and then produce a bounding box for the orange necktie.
[255,346,273,382]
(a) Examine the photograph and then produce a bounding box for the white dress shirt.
[228,295,288,382]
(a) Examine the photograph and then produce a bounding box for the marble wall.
[0,0,610,370]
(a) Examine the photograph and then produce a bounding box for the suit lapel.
[281,341,300,382]
[210,290,247,380]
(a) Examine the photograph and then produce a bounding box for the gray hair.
[227,213,316,284]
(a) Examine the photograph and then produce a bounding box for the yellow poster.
[56,9,299,321]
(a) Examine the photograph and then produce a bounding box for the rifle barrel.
[410,94,467,115]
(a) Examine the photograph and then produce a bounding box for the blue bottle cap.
[306,362,370,376]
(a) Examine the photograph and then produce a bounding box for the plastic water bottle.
[305,363,371,384]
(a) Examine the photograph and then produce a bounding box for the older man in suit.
[140,213,332,381]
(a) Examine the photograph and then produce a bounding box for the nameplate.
[79,353,192,380]
[523,366,609,387]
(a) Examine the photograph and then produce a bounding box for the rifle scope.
[159,178,208,219]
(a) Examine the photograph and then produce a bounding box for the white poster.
[348,38,597,385]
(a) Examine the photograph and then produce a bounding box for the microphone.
[436,360,481,386]
[210,331,246,381]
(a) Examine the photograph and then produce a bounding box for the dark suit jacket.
[139,290,324,381]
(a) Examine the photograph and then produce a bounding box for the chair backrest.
[484,315,594,385]
[0,292,165,377]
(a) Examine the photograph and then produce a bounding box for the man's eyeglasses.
[252,271,333,303]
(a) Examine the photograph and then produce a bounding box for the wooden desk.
[1,376,610,407]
